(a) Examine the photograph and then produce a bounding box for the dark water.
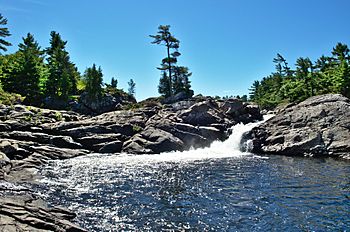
[36,153,350,231]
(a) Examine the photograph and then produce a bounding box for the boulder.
[243,94,350,159]
[50,136,82,149]
[97,140,123,153]
[0,141,19,155]
[178,101,224,126]
[79,92,118,114]
[162,91,192,104]
[219,98,244,116]
[123,127,184,154]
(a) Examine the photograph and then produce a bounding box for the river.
[35,118,350,231]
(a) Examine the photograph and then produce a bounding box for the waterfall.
[145,114,275,162]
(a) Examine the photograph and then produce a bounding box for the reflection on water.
[37,154,350,231]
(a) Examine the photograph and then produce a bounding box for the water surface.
[36,120,350,231]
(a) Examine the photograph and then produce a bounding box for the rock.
[50,136,82,149]
[178,101,224,126]
[80,92,118,114]
[62,125,113,138]
[0,195,87,231]
[123,127,184,154]
[219,98,244,116]
[97,140,123,153]
[244,94,350,159]
[77,134,123,150]
[170,100,196,111]
[0,141,19,155]
[31,145,90,160]
[198,126,227,142]
[162,91,193,104]
[0,152,11,179]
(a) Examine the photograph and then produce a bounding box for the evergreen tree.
[150,25,193,97]
[295,57,314,97]
[1,52,24,93]
[150,25,180,96]
[249,80,260,100]
[316,55,332,72]
[273,53,292,77]
[0,14,11,53]
[249,42,350,109]
[172,66,193,96]
[111,77,118,88]
[332,43,349,63]
[46,31,80,99]
[158,71,171,97]
[16,33,46,103]
[128,78,136,97]
[84,64,103,100]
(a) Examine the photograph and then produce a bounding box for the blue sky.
[2,0,350,100]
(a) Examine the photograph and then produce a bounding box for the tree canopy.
[0,13,11,53]
[249,43,350,109]
[83,64,103,101]
[45,31,80,100]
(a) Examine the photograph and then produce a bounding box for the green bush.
[0,87,24,105]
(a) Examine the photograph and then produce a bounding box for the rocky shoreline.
[1,94,349,230]
[0,96,261,231]
[243,94,350,159]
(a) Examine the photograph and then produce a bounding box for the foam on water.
[42,115,274,171]
[128,114,275,162]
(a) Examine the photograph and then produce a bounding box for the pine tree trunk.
[166,43,172,96]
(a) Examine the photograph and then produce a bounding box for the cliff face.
[243,94,350,159]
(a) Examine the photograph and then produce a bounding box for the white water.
[38,115,274,190]
[154,115,273,162]
[77,114,274,164]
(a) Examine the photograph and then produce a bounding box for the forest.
[249,44,350,109]
[0,13,194,110]
[0,13,139,108]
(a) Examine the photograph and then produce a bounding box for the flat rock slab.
[0,194,86,232]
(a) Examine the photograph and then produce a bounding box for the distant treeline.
[249,43,350,109]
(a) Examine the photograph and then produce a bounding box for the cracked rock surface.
[244,94,350,159]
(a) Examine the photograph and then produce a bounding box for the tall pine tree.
[46,31,80,100]
[150,25,193,98]
[17,33,46,104]
[128,78,136,97]
[83,64,103,101]
[0,14,11,53]
[150,25,179,97]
